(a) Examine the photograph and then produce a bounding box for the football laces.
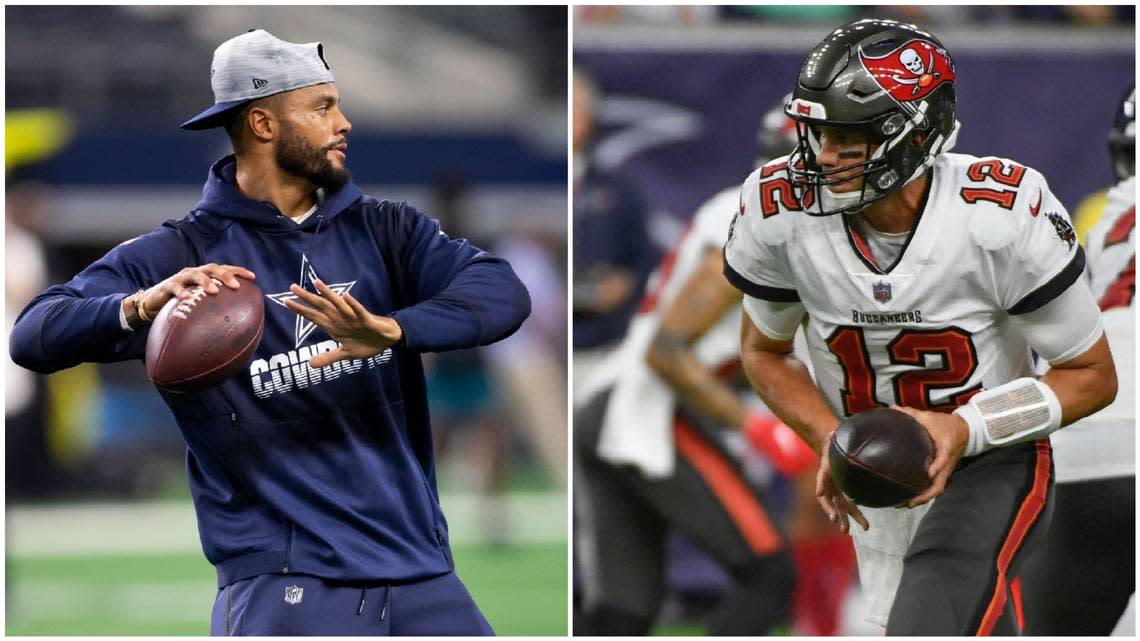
[172,279,221,320]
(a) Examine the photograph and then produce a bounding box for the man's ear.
[247,106,277,142]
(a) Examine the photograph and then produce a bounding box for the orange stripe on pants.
[1010,575,1025,631]
[673,419,781,556]
[976,440,1051,635]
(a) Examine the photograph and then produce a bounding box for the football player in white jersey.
[575,102,815,634]
[1022,85,1135,635]
[723,18,1118,635]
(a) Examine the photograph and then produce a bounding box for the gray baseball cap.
[181,29,336,131]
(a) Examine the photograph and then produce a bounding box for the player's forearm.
[741,347,840,453]
[10,290,137,372]
[646,331,750,429]
[391,259,531,351]
[1041,334,1118,426]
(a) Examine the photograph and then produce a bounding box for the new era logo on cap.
[181,29,336,130]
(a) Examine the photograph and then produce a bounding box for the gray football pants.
[574,388,794,635]
[886,439,1054,635]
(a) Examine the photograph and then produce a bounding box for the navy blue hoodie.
[10,156,532,586]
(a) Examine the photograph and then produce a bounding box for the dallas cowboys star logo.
[266,254,357,349]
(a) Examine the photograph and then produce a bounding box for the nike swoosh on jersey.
[1029,189,1043,217]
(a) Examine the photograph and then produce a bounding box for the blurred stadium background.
[573,4,1133,635]
[6,6,567,636]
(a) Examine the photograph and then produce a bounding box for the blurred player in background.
[10,30,530,635]
[572,70,658,399]
[1021,84,1135,636]
[574,95,819,636]
[726,18,1117,634]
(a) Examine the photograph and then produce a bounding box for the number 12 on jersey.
[826,326,983,416]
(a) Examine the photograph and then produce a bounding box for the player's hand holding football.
[284,278,403,368]
[891,405,968,508]
[816,432,870,533]
[140,264,257,316]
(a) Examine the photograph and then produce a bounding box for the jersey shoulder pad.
[945,154,1082,313]
[939,153,1061,251]
[740,155,805,219]
[724,161,800,301]
[735,157,801,245]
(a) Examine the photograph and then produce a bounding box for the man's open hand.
[283,279,403,368]
[816,432,869,533]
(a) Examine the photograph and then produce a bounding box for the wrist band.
[954,378,1063,457]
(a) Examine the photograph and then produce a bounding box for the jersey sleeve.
[742,295,806,341]
[722,165,800,302]
[384,202,531,352]
[1012,277,1104,364]
[995,168,1086,314]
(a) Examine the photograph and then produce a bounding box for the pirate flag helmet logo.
[859,39,957,102]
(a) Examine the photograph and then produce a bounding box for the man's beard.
[275,124,350,192]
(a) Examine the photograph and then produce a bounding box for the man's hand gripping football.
[892,404,969,508]
[283,278,403,368]
[131,264,256,323]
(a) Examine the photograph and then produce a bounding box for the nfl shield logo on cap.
[873,281,892,303]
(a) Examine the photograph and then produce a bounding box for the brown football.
[828,407,934,508]
[145,279,265,391]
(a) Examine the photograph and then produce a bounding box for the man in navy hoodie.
[9,29,531,636]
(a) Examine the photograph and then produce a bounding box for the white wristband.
[955,378,1063,457]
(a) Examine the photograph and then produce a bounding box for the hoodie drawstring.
[296,213,328,290]
[301,214,326,274]
[355,585,390,622]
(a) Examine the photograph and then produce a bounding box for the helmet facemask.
[786,97,960,217]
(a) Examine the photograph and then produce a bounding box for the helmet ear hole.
[880,114,905,136]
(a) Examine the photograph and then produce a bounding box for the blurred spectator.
[720,6,856,22]
[873,6,980,25]
[1015,5,1133,24]
[6,180,58,499]
[425,176,513,542]
[576,4,1134,27]
[574,6,716,25]
[487,226,569,486]
[573,70,657,400]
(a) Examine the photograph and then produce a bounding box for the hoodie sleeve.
[385,204,531,352]
[9,223,193,373]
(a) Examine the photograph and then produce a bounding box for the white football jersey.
[1050,175,1135,482]
[725,152,1085,419]
[581,187,743,477]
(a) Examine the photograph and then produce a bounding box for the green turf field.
[7,495,567,635]
[6,543,566,636]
